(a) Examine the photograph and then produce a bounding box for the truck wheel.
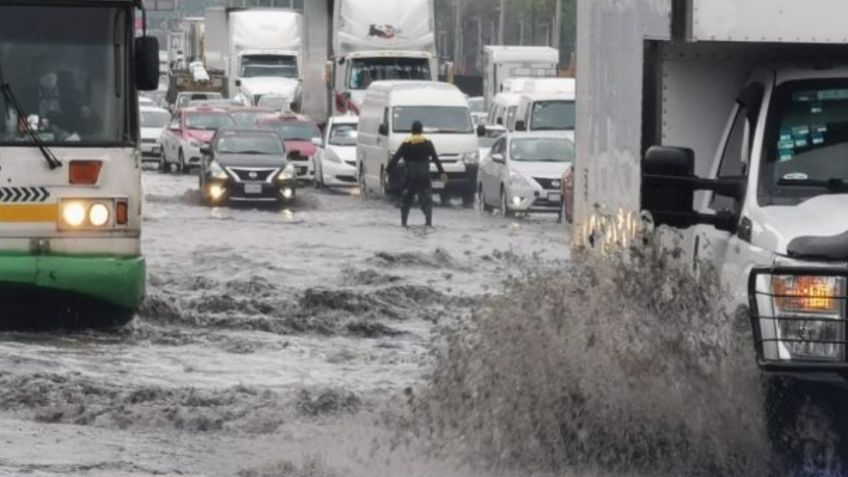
[500,188,514,218]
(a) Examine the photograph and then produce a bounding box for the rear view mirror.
[476,124,486,137]
[514,120,526,131]
[135,36,160,91]
[491,153,505,164]
[378,124,388,136]
[311,137,324,147]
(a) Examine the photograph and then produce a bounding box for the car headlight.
[509,172,532,189]
[209,161,228,180]
[278,163,296,181]
[768,274,847,361]
[324,152,343,164]
[189,140,200,148]
[463,151,479,164]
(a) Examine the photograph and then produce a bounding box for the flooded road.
[0,170,570,476]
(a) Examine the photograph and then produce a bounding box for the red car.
[256,113,323,182]
[159,107,235,173]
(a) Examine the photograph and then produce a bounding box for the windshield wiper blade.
[0,64,62,170]
[778,177,848,193]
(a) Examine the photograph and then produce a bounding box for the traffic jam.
[3,0,848,476]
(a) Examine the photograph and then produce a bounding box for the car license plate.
[245,184,262,194]
[548,192,562,202]
[431,181,445,190]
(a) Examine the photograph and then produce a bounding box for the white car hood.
[753,194,848,255]
[510,160,570,180]
[326,144,356,163]
[240,77,299,97]
[141,127,163,141]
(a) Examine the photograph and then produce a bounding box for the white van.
[513,88,576,141]
[487,92,521,130]
[357,81,480,206]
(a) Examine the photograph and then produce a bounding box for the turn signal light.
[69,161,102,185]
[772,275,844,314]
[116,200,128,225]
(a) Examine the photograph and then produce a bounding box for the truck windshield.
[0,6,131,145]
[761,79,848,204]
[530,100,576,131]
[393,106,473,134]
[349,58,431,90]
[240,55,298,79]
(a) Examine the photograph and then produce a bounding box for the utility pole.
[454,0,463,71]
[553,0,562,49]
[498,0,505,45]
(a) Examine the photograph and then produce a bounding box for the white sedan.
[477,132,574,221]
[139,105,169,163]
[314,116,359,188]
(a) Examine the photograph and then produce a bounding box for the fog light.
[512,196,522,206]
[62,202,86,227]
[89,203,110,227]
[281,188,293,199]
[208,184,225,201]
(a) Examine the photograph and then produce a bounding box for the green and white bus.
[0,0,159,325]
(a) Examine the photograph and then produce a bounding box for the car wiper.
[0,61,62,169]
[777,177,848,193]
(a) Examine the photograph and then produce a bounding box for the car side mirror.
[491,153,505,164]
[135,36,160,91]
[169,124,180,131]
[235,79,242,88]
[378,123,388,136]
[311,137,324,148]
[641,146,746,233]
[200,144,212,155]
[514,120,527,131]
[476,124,487,137]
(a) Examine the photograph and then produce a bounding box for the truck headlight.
[463,151,479,164]
[770,275,846,361]
[209,161,228,180]
[278,163,296,181]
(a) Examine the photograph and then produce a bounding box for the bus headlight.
[62,202,87,227]
[88,203,110,227]
[59,199,118,230]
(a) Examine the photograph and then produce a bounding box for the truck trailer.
[328,0,438,117]
[482,46,559,111]
[576,0,848,463]
[205,7,304,107]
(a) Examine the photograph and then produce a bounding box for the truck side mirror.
[641,146,746,233]
[515,120,526,131]
[235,79,242,88]
[378,123,388,136]
[135,36,160,91]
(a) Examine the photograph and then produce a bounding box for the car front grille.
[534,177,562,190]
[228,168,278,182]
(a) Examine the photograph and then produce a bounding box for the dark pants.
[401,163,433,226]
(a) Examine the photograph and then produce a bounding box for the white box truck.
[576,0,848,462]
[328,0,439,118]
[482,46,559,111]
[205,7,304,107]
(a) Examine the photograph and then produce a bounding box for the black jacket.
[387,135,445,174]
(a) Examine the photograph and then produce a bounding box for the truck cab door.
[693,80,766,281]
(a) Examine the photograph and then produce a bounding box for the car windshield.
[761,79,848,204]
[393,106,473,134]
[264,120,321,141]
[348,57,431,90]
[141,110,170,128]
[231,111,272,128]
[530,100,576,131]
[240,55,298,79]
[178,93,223,109]
[215,133,283,155]
[510,137,575,162]
[0,6,131,144]
[185,113,235,131]
[328,123,358,146]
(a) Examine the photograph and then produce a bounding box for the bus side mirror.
[378,124,388,136]
[515,120,526,131]
[135,36,160,91]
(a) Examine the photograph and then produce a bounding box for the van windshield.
[760,79,848,205]
[530,100,575,131]
[393,106,473,134]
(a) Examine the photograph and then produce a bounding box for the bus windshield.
[0,6,131,145]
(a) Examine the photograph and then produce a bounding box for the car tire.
[478,185,492,213]
[500,188,514,218]
[158,151,168,173]
[178,149,187,175]
[358,167,369,199]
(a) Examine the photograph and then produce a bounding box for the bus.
[0,0,159,325]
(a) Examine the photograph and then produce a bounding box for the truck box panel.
[333,0,435,57]
[692,0,848,43]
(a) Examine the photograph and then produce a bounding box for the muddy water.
[0,171,570,476]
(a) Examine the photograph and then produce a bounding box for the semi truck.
[481,46,559,111]
[576,0,848,464]
[0,0,159,324]
[328,0,438,117]
[205,7,304,107]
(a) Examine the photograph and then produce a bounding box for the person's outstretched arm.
[387,142,406,173]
